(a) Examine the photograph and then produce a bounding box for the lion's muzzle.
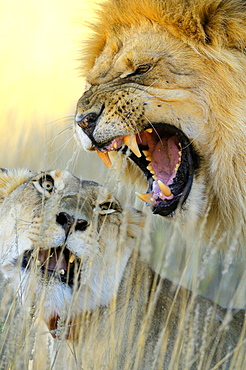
[75,90,106,146]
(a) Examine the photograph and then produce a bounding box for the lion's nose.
[56,212,89,234]
[75,101,105,140]
[75,111,99,141]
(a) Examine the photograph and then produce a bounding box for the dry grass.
[0,0,245,369]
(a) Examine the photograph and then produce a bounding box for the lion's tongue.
[38,250,67,272]
[151,136,179,185]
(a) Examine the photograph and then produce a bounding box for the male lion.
[0,168,245,369]
[74,0,246,253]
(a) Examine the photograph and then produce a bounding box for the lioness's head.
[0,169,144,334]
[74,0,246,249]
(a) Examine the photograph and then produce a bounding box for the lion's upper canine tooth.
[96,150,112,168]
[69,254,75,264]
[158,180,172,197]
[145,128,153,133]
[123,135,141,158]
[36,259,41,266]
[58,269,65,275]
[135,192,154,205]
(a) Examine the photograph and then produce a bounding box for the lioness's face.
[0,170,142,331]
[74,27,212,218]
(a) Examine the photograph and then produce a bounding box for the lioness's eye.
[99,202,118,215]
[39,175,54,193]
[133,64,151,76]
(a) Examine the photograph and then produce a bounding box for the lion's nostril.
[75,113,85,123]
[75,219,89,232]
[75,103,105,139]
[56,212,74,234]
[77,112,99,129]
[56,212,89,233]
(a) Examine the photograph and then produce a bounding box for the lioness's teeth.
[96,150,112,168]
[145,128,153,133]
[69,254,75,264]
[135,192,154,205]
[113,142,118,149]
[158,180,172,197]
[58,269,65,275]
[123,135,141,158]
[36,259,41,266]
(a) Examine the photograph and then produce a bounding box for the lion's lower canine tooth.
[123,135,141,158]
[135,192,154,205]
[69,254,75,264]
[145,128,153,133]
[158,180,172,197]
[58,269,65,275]
[96,150,112,168]
[36,259,41,266]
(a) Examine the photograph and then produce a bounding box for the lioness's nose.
[56,212,89,234]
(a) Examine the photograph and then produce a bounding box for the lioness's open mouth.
[22,246,81,288]
[95,124,200,216]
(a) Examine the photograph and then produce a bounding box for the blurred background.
[0,0,245,308]
[0,0,104,180]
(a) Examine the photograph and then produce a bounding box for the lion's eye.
[99,202,118,215]
[133,64,151,76]
[39,175,54,193]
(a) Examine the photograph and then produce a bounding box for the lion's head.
[0,168,144,337]
[74,0,246,252]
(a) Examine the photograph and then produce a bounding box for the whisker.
[64,145,81,171]
[45,115,74,128]
[143,115,163,142]
[47,126,73,148]
[50,136,74,156]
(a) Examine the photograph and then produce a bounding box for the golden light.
[0,0,103,180]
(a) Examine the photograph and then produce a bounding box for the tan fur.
[0,169,245,369]
[75,0,246,254]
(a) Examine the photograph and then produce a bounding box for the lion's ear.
[0,168,34,203]
[197,1,246,49]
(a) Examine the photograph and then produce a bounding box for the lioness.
[74,0,246,253]
[0,168,245,369]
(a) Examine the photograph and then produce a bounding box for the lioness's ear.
[0,168,34,203]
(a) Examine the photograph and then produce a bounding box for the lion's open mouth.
[95,124,200,216]
[22,246,81,288]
